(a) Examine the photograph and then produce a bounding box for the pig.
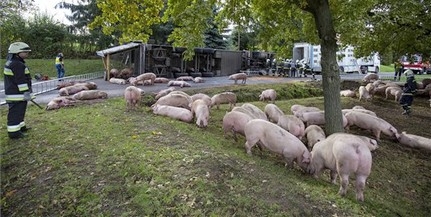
[344,111,398,141]
[264,103,285,123]
[232,106,260,119]
[109,68,120,78]
[155,87,176,100]
[365,83,374,94]
[340,89,356,97]
[190,93,212,107]
[59,84,89,96]
[72,90,108,100]
[259,89,277,103]
[307,133,373,202]
[167,80,191,88]
[300,111,348,128]
[193,77,205,83]
[154,93,192,110]
[190,99,210,128]
[228,72,247,84]
[211,92,237,109]
[358,86,372,101]
[385,86,402,101]
[133,72,156,86]
[119,68,133,79]
[342,109,377,117]
[362,73,379,83]
[277,114,306,140]
[304,125,326,149]
[109,77,127,85]
[291,105,321,118]
[222,111,254,141]
[154,77,171,83]
[151,104,193,123]
[46,96,75,110]
[124,86,143,111]
[244,119,311,171]
[352,105,365,110]
[395,131,431,152]
[241,103,268,121]
[176,76,194,81]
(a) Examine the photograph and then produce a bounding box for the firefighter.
[55,52,65,79]
[4,42,34,139]
[399,69,417,116]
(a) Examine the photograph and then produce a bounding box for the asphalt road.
[1,72,394,106]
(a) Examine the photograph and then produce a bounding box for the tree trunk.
[306,0,344,135]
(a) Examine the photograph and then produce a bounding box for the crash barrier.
[0,71,104,106]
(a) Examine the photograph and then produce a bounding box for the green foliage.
[90,0,164,43]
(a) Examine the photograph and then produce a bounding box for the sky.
[26,0,74,24]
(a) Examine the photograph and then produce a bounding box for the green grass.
[0,59,104,80]
[1,82,430,216]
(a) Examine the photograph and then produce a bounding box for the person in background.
[55,52,65,80]
[399,69,417,116]
[393,59,403,81]
[3,42,34,139]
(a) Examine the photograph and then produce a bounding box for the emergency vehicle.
[400,54,430,74]
[292,42,380,74]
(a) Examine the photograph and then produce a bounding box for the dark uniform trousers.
[7,101,28,137]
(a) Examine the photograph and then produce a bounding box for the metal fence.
[0,71,104,105]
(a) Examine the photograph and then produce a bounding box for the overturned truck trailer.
[96,42,258,80]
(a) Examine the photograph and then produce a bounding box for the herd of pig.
[342,73,431,106]
[124,82,430,202]
[44,71,431,202]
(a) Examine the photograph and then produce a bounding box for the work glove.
[23,92,31,101]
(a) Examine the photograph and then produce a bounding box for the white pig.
[72,90,108,100]
[155,87,176,100]
[244,119,311,171]
[190,93,212,107]
[340,89,356,97]
[344,111,398,141]
[211,92,237,109]
[154,93,192,110]
[307,133,373,202]
[395,131,431,152]
[191,99,210,128]
[358,86,372,101]
[124,86,142,111]
[241,103,268,121]
[362,73,379,83]
[277,115,305,140]
[259,89,277,103]
[264,103,285,123]
[304,125,326,149]
[167,80,191,88]
[385,86,402,101]
[222,111,254,141]
[228,72,247,84]
[300,111,348,128]
[151,104,193,123]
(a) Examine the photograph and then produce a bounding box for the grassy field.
[1,82,430,216]
[0,59,104,80]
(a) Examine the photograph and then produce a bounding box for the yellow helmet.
[8,42,31,54]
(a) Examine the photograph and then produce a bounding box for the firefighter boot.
[21,126,32,132]
[9,131,25,139]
